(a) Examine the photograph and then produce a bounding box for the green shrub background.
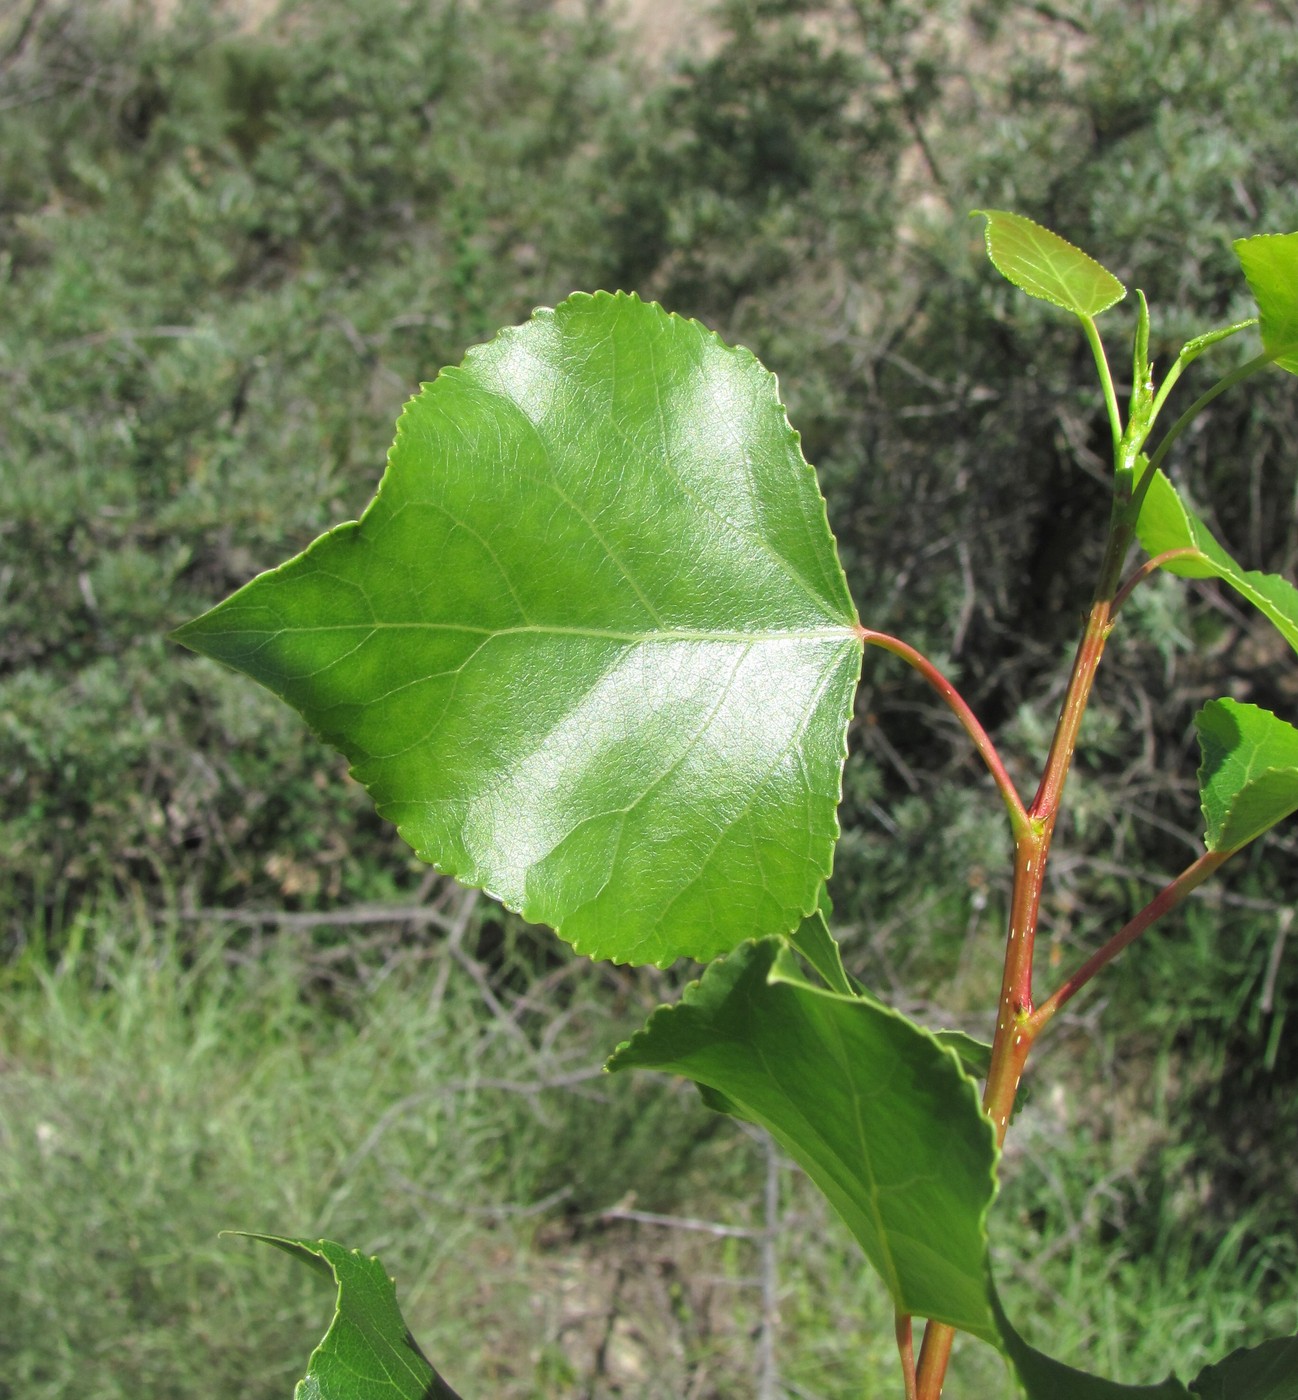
[3,0,1298,1394]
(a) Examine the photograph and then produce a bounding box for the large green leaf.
[241,1235,462,1400]
[976,210,1126,317]
[1195,699,1298,853]
[1235,232,1298,374]
[1134,469,1298,656]
[176,293,862,967]
[607,937,1001,1341]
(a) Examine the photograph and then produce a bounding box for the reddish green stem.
[1030,848,1233,1033]
[915,1322,954,1400]
[896,1312,918,1400]
[1112,547,1202,614]
[858,628,1029,837]
[917,588,1124,1400]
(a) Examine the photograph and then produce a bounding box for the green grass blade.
[1235,232,1298,374]
[238,1235,462,1400]
[176,294,862,968]
[1195,699,1298,853]
[608,938,1000,1342]
[1135,469,1298,656]
[975,210,1126,317]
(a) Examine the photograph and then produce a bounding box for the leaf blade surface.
[1190,1335,1298,1399]
[976,210,1126,316]
[176,294,861,966]
[1135,469,1298,656]
[1196,699,1298,852]
[607,937,1000,1340]
[241,1235,461,1400]
[1235,232,1298,373]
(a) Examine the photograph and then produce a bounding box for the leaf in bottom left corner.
[236,1233,463,1400]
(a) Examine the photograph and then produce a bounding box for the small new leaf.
[608,938,1000,1342]
[1235,232,1298,374]
[1135,469,1298,656]
[976,210,1126,317]
[237,1235,461,1400]
[1196,699,1298,853]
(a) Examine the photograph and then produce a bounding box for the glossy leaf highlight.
[1135,469,1298,656]
[1196,699,1298,853]
[607,937,1000,1341]
[1235,232,1298,374]
[176,294,861,967]
[242,1235,461,1400]
[976,210,1126,317]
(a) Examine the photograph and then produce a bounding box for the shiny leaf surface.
[177,294,861,966]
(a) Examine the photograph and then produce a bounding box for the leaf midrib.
[211,621,862,644]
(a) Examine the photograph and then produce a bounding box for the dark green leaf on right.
[1135,469,1298,656]
[1196,699,1298,853]
[999,1294,1298,1399]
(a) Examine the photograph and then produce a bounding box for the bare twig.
[598,1207,760,1241]
[177,901,459,931]
[0,0,46,73]
[757,1131,782,1400]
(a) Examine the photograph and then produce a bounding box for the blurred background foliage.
[2,0,1298,1394]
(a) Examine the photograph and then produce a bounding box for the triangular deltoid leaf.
[976,210,1126,318]
[177,294,863,967]
[1235,232,1298,374]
